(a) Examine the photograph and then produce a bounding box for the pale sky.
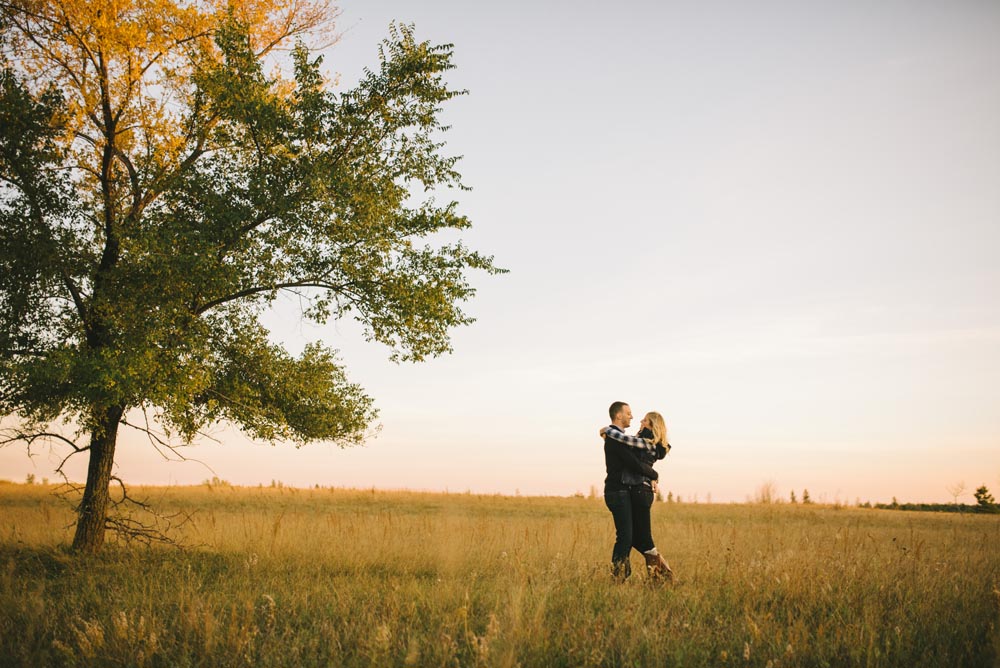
[3,0,999,503]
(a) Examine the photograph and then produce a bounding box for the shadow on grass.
[0,542,238,582]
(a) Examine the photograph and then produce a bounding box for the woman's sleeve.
[608,441,659,480]
[603,428,656,453]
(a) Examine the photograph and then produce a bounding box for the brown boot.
[644,552,674,582]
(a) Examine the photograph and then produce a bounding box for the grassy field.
[1,482,999,667]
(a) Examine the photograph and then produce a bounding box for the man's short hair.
[609,401,629,421]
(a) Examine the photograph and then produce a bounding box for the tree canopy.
[0,0,501,551]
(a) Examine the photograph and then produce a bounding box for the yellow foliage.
[2,0,337,208]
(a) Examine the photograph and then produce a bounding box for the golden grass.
[1,483,999,667]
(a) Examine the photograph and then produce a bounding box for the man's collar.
[607,424,623,432]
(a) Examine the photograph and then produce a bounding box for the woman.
[602,411,673,581]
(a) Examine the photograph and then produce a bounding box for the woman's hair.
[644,412,668,447]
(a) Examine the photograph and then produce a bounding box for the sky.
[2,0,999,503]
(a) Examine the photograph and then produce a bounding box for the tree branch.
[120,411,218,477]
[0,4,93,91]
[215,210,275,261]
[112,145,142,215]
[137,129,211,213]
[194,279,350,314]
[0,428,86,453]
[104,475,197,548]
[0,428,91,480]
[60,266,89,332]
[0,169,92,331]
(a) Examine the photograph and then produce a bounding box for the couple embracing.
[601,401,673,582]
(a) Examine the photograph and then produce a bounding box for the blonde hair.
[644,412,668,448]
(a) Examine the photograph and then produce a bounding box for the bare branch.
[37,441,199,548]
[54,443,90,479]
[119,412,218,476]
[105,511,196,548]
[0,427,91,482]
[0,428,86,453]
[103,475,198,548]
[53,480,85,520]
[109,475,151,510]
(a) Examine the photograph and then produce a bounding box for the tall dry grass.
[1,482,998,667]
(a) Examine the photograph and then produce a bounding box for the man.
[602,401,672,580]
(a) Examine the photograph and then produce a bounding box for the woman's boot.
[643,552,673,582]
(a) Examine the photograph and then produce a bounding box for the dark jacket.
[620,427,669,486]
[604,426,660,492]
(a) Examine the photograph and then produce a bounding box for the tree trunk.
[71,405,125,553]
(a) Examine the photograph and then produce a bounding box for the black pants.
[604,485,655,575]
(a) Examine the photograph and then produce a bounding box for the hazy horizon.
[4,476,984,507]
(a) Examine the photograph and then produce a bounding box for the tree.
[946,481,967,506]
[802,489,811,504]
[0,0,501,553]
[974,486,996,508]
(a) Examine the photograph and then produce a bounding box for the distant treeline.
[871,485,999,513]
[872,502,1000,514]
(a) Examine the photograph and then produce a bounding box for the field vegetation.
[1,482,999,667]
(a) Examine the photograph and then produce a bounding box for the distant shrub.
[974,486,996,511]
[754,481,776,504]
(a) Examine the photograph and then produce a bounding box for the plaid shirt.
[603,425,656,453]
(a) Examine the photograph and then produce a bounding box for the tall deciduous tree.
[0,0,501,552]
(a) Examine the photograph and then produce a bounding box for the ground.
[1,483,998,667]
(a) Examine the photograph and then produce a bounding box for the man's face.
[620,405,633,427]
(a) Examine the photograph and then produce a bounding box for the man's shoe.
[611,559,631,581]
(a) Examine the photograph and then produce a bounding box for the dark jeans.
[604,486,656,576]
